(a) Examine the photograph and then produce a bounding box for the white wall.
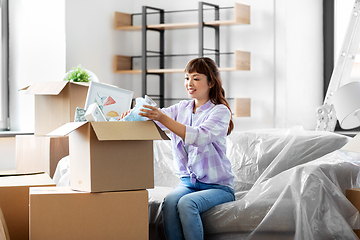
[65,0,324,131]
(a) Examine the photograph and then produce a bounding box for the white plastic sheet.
[150,127,358,240]
[53,155,70,187]
[202,150,360,240]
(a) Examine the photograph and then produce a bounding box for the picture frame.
[84,82,133,121]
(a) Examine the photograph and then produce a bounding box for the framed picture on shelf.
[84,82,133,121]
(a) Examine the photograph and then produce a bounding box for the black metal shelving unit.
[140,2,230,107]
[114,2,250,108]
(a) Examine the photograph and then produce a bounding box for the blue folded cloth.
[121,95,157,121]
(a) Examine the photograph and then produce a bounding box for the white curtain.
[0,0,8,131]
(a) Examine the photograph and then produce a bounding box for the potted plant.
[64,65,98,82]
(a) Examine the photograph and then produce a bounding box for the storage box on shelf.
[0,172,55,240]
[48,121,169,193]
[30,187,148,240]
[20,81,89,135]
[15,135,69,178]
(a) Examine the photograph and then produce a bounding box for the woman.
[139,57,235,240]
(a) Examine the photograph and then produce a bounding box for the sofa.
[149,126,360,240]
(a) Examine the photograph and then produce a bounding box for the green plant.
[64,65,91,82]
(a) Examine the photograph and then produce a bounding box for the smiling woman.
[0,0,9,131]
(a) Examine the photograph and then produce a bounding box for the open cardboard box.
[21,81,89,135]
[16,135,69,178]
[0,172,55,240]
[29,187,148,240]
[48,121,169,192]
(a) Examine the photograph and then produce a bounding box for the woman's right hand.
[139,105,164,121]
[120,109,131,120]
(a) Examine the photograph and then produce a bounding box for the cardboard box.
[346,188,360,238]
[16,135,69,178]
[0,172,55,240]
[21,81,89,135]
[48,121,169,192]
[30,187,148,240]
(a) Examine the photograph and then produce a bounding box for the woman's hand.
[120,109,131,120]
[140,104,186,139]
[139,105,163,121]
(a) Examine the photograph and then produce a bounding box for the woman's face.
[184,72,211,101]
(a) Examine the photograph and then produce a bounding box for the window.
[0,0,8,131]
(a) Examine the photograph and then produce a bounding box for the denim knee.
[161,197,171,214]
[162,194,178,209]
[177,195,198,215]
[162,195,181,217]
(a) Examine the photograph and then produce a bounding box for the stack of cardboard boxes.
[0,81,88,240]
[16,81,89,177]
[30,121,168,239]
[5,81,168,239]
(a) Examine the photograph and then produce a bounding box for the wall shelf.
[114,50,250,74]
[114,3,250,31]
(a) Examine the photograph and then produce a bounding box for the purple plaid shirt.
[156,99,234,188]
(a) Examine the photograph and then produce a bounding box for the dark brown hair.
[184,57,234,135]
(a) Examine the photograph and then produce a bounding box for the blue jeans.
[161,177,235,240]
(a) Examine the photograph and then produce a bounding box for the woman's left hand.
[139,105,163,121]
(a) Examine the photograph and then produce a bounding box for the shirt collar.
[186,99,214,113]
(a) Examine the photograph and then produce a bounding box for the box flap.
[91,121,170,140]
[47,122,88,136]
[70,82,89,87]
[0,172,54,187]
[19,86,30,91]
[154,122,170,140]
[30,186,81,195]
[341,132,360,153]
[22,81,68,95]
[20,81,89,95]
[0,171,44,177]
